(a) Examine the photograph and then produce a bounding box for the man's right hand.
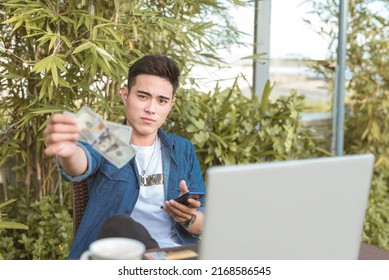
[44,114,88,177]
[43,114,81,158]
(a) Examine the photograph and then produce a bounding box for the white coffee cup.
[80,237,146,260]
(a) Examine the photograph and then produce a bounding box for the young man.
[44,55,206,259]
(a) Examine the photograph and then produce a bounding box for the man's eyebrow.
[137,90,171,101]
[137,90,152,96]
[159,95,171,101]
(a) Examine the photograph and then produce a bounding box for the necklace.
[135,138,157,185]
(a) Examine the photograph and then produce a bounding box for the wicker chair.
[71,180,89,236]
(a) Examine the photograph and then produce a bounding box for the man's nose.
[145,99,157,113]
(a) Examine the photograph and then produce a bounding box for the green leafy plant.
[0,0,247,203]
[0,195,72,260]
[166,80,320,176]
[0,0,250,259]
[304,0,389,249]
[0,0,258,259]
[0,199,28,259]
[0,0,324,259]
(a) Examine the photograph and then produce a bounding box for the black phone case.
[174,192,205,205]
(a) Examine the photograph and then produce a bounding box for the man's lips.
[141,117,156,123]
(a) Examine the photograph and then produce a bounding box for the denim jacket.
[59,128,206,259]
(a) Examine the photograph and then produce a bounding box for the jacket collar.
[157,128,174,152]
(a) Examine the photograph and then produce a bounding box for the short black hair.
[127,55,180,96]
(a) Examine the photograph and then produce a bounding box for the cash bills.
[64,106,135,168]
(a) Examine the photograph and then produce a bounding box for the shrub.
[166,82,319,176]
[304,0,389,250]
[0,195,72,259]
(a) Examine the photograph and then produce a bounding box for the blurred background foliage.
[167,83,319,175]
[304,0,389,248]
[0,0,388,259]
[0,198,28,259]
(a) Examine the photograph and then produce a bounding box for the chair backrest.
[71,180,89,236]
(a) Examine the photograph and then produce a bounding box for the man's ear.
[120,87,128,104]
[170,97,175,110]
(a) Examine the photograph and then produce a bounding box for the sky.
[228,0,329,59]
[190,0,331,91]
[269,0,329,59]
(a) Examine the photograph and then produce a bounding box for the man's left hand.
[163,180,203,234]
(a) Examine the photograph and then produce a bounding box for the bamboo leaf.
[48,80,54,99]
[259,79,275,116]
[52,56,67,72]
[61,36,73,49]
[37,34,52,47]
[0,199,17,209]
[38,78,49,100]
[97,56,112,74]
[58,77,71,88]
[92,26,98,41]
[51,63,59,86]
[72,41,92,54]
[0,221,29,230]
[48,35,58,51]
[28,107,64,115]
[95,46,117,63]
[32,56,52,73]
[2,15,21,24]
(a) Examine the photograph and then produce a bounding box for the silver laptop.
[199,154,374,259]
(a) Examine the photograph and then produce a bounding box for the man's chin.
[133,128,158,138]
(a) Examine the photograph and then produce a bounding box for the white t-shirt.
[131,137,181,248]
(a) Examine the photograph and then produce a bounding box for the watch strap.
[182,214,196,229]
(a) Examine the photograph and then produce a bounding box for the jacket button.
[125,209,130,214]
[111,173,116,178]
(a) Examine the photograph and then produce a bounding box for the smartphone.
[174,191,206,206]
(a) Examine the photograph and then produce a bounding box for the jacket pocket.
[92,163,132,203]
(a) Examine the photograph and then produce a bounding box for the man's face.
[121,74,175,144]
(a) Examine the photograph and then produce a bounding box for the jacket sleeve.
[186,141,206,213]
[56,141,104,182]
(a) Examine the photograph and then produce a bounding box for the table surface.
[358,242,389,260]
[144,242,389,260]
